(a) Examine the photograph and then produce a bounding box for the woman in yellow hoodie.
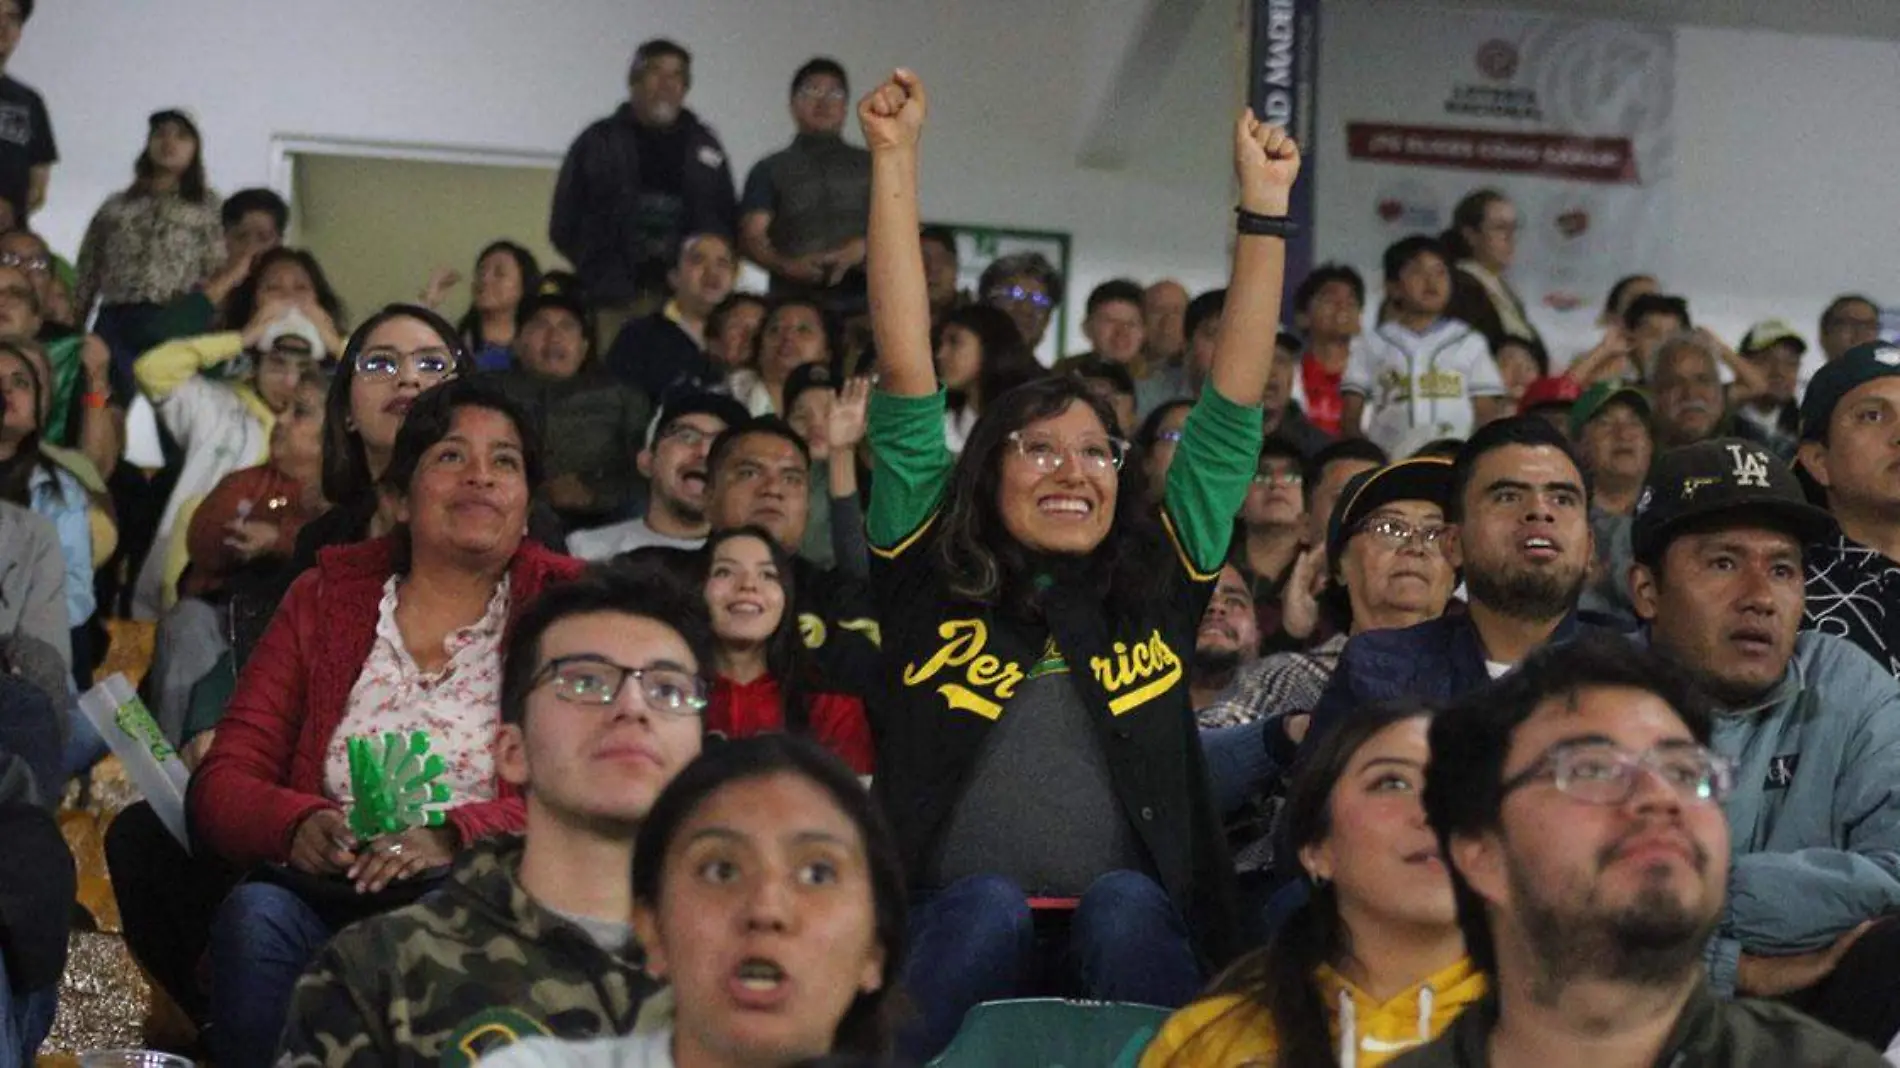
[1143,700,1485,1068]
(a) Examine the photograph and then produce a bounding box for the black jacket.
[1391,984,1886,1068]
[549,105,737,305]
[0,748,74,991]
[869,518,1240,966]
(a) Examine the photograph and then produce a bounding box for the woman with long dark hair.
[1143,701,1481,1067]
[221,246,347,345]
[857,69,1301,1060]
[935,301,1040,453]
[0,340,90,674]
[482,733,907,1067]
[422,240,541,372]
[73,109,226,377]
[702,526,874,774]
[1440,188,1542,356]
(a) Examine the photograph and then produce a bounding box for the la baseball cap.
[1631,437,1835,563]
[1517,375,1582,416]
[644,388,751,450]
[1738,319,1807,356]
[1800,340,1900,442]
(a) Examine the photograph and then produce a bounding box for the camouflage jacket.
[275,834,662,1068]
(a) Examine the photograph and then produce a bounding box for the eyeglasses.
[1500,740,1734,807]
[1355,517,1451,552]
[987,285,1054,311]
[795,85,848,103]
[658,424,716,449]
[354,346,458,380]
[0,251,49,274]
[533,655,709,715]
[1007,430,1128,474]
[1251,467,1303,487]
[1154,429,1185,445]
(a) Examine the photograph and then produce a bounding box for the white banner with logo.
[1315,4,1675,364]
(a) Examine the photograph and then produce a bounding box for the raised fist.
[858,68,928,153]
[1233,110,1302,215]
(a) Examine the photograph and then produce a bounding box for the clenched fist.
[1233,110,1302,216]
[858,68,928,153]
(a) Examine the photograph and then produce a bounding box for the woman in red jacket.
[189,375,582,1068]
[702,525,874,775]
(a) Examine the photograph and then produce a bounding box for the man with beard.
[1401,636,1883,1068]
[1189,563,1262,717]
[1628,438,1900,1047]
[1299,417,1601,750]
[566,389,749,561]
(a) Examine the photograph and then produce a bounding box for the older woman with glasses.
[189,376,583,1067]
[857,69,1302,1059]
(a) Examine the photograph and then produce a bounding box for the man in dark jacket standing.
[549,38,737,342]
[1400,636,1883,1068]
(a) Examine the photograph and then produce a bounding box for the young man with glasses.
[1406,635,1883,1068]
[1627,437,1900,1046]
[978,251,1063,352]
[738,58,870,314]
[567,389,749,561]
[277,569,713,1067]
[1238,436,1308,649]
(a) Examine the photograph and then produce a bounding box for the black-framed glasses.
[986,285,1054,311]
[1007,430,1128,474]
[1355,517,1451,553]
[657,424,716,449]
[354,346,458,380]
[1499,740,1734,807]
[532,655,709,715]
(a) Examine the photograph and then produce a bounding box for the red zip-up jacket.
[709,673,875,775]
[189,536,583,868]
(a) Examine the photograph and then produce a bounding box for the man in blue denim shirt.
[1631,436,1900,1048]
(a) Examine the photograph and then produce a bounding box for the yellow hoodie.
[1139,956,1486,1068]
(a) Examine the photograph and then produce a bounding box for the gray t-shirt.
[930,651,1147,896]
[541,903,635,954]
[566,517,705,562]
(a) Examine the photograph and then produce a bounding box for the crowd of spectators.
[0,15,1893,1068]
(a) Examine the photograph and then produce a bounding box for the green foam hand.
[346,731,451,842]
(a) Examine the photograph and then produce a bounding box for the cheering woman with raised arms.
[856,69,1302,1060]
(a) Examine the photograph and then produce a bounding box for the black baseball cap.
[1631,437,1835,563]
[1325,456,1456,565]
[645,389,751,450]
[517,271,591,331]
[782,362,837,415]
[1800,340,1900,442]
[149,108,201,141]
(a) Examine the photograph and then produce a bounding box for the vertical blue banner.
[1251,0,1321,319]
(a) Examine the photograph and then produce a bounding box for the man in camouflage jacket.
[274,570,713,1067]
[275,835,660,1067]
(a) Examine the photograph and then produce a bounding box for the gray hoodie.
[0,499,68,671]
[1699,630,1900,995]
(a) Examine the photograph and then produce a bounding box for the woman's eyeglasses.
[1007,430,1128,474]
[354,346,457,380]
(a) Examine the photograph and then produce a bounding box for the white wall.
[13,2,1897,359]
[13,0,1241,354]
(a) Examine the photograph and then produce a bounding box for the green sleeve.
[1163,383,1264,577]
[866,388,954,551]
[41,335,80,444]
[148,292,218,347]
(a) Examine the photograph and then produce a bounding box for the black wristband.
[1235,207,1297,238]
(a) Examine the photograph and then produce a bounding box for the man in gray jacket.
[1630,437,1900,1047]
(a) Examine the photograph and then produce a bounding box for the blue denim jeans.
[1200,720,1277,816]
[898,870,1203,1062]
[207,883,333,1068]
[0,952,57,1068]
